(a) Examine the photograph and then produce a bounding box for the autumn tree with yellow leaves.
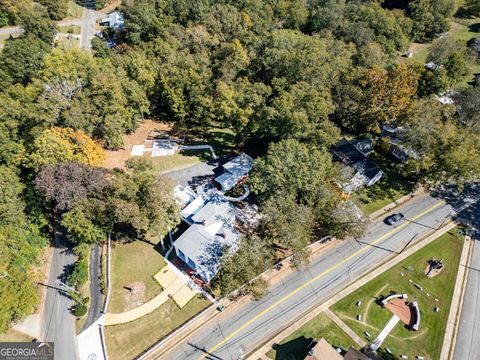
[29,127,105,171]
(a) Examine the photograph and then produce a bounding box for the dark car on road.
[385,213,404,225]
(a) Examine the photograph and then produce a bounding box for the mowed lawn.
[352,153,416,215]
[108,241,165,313]
[401,17,480,88]
[105,295,210,360]
[146,153,200,174]
[331,228,465,360]
[266,312,357,360]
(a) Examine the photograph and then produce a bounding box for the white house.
[173,193,241,283]
[101,12,124,30]
[214,153,254,192]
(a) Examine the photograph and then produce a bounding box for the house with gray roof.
[214,153,254,192]
[173,193,241,283]
[331,138,383,193]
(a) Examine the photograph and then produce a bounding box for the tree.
[416,66,449,97]
[320,201,369,240]
[249,139,336,206]
[458,87,480,130]
[445,52,469,84]
[213,235,274,298]
[107,163,180,241]
[62,205,106,244]
[29,127,105,171]
[260,195,314,266]
[38,0,68,20]
[403,100,480,184]
[408,0,458,42]
[0,35,50,89]
[35,162,110,210]
[260,81,339,146]
[69,258,88,287]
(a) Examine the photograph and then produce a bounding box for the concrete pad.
[77,315,106,360]
[131,145,145,156]
[12,314,42,339]
[172,284,196,308]
[154,266,177,288]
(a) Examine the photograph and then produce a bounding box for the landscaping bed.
[331,228,464,359]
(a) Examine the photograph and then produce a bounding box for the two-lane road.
[158,193,470,360]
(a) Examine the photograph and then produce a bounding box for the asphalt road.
[451,184,480,360]
[42,225,78,360]
[160,190,477,360]
[81,242,103,332]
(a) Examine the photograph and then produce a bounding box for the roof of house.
[332,139,382,181]
[343,347,371,360]
[305,339,343,360]
[352,158,382,181]
[222,153,254,176]
[215,153,254,192]
[174,193,240,281]
[332,139,366,164]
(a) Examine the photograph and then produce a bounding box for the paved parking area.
[164,162,217,187]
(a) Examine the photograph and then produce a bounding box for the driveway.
[164,162,217,187]
[81,242,103,332]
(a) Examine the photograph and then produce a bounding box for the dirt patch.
[385,299,413,326]
[123,281,146,311]
[105,120,172,169]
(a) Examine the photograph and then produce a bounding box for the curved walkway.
[105,265,196,326]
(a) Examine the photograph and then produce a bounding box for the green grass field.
[105,295,210,360]
[266,312,357,360]
[331,228,464,360]
[352,153,416,215]
[108,241,166,313]
[58,25,81,35]
[55,35,79,51]
[146,153,201,174]
[400,18,480,89]
[66,0,84,19]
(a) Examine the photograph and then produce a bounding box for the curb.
[368,187,425,221]
[441,235,473,360]
[247,222,457,359]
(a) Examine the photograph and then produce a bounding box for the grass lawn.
[352,153,416,215]
[146,153,201,174]
[58,25,81,35]
[66,0,84,19]
[0,32,20,49]
[331,228,465,360]
[400,17,480,89]
[105,295,210,360]
[109,241,166,313]
[55,35,79,51]
[0,328,33,342]
[266,312,357,360]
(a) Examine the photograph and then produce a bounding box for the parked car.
[385,213,404,225]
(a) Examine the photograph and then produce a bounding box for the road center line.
[199,199,446,359]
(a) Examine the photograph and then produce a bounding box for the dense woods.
[1,0,480,324]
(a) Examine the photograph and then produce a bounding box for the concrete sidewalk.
[247,222,457,359]
[439,236,472,360]
[324,309,367,347]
